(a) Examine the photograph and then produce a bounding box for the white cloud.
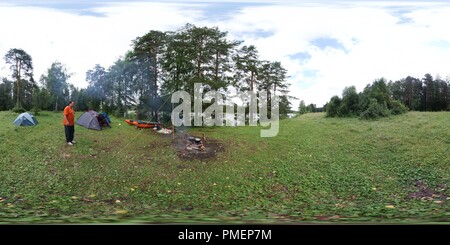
[215,2,450,106]
[1,1,450,107]
[0,2,200,87]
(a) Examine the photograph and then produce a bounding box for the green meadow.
[0,111,449,223]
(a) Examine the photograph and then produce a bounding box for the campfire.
[185,134,206,151]
[172,131,221,160]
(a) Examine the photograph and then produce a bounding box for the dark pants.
[64,125,75,143]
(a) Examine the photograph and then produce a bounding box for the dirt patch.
[62,153,71,158]
[408,181,447,201]
[172,134,224,161]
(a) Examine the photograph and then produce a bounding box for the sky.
[1,0,450,107]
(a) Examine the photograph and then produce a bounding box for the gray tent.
[12,112,38,126]
[76,110,102,130]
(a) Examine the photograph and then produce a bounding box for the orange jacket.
[63,106,75,126]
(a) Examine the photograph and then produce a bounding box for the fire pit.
[186,135,206,151]
[172,131,223,160]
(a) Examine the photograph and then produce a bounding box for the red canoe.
[124,119,162,128]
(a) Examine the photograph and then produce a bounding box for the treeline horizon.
[316,74,449,119]
[1,23,293,120]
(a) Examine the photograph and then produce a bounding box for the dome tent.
[76,110,110,130]
[12,112,38,126]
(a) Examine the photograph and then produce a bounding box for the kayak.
[124,119,162,129]
[125,119,136,125]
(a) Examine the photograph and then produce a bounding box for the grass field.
[0,110,449,223]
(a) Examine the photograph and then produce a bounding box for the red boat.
[125,119,136,125]
[124,119,162,129]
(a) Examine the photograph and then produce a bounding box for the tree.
[233,45,260,92]
[434,77,448,111]
[41,62,71,111]
[306,103,317,113]
[388,80,404,104]
[360,98,389,119]
[368,78,391,105]
[401,76,422,110]
[257,60,290,118]
[69,86,89,111]
[75,23,293,121]
[86,64,107,110]
[258,61,289,95]
[31,86,41,115]
[410,77,424,110]
[162,29,193,93]
[132,30,167,95]
[162,24,240,94]
[339,86,359,116]
[107,57,139,117]
[278,95,292,118]
[326,96,341,117]
[132,30,167,120]
[441,79,449,111]
[3,48,34,109]
[208,30,241,90]
[185,25,218,83]
[37,87,52,111]
[422,73,434,111]
[447,78,450,111]
[0,78,13,110]
[326,77,409,119]
[298,100,307,114]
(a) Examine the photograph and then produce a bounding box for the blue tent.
[100,112,111,124]
[12,112,38,126]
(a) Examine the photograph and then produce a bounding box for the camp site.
[0,1,449,227]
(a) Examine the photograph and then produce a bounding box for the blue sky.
[1,0,450,106]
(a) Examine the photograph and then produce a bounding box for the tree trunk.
[197,57,201,79]
[215,51,219,84]
[55,95,58,111]
[152,52,158,122]
[16,78,20,107]
[152,51,158,98]
[16,60,21,107]
[250,71,254,92]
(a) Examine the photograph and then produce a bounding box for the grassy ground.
[0,110,449,223]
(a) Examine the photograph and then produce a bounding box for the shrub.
[127,111,136,119]
[32,107,41,116]
[326,96,341,117]
[12,106,26,113]
[389,99,408,115]
[360,98,389,120]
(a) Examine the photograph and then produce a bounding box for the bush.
[114,111,122,118]
[389,99,408,115]
[360,98,390,120]
[127,111,136,119]
[159,111,172,124]
[12,106,26,113]
[32,107,41,116]
[326,96,341,117]
[137,111,150,120]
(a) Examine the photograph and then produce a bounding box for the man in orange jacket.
[63,101,76,146]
